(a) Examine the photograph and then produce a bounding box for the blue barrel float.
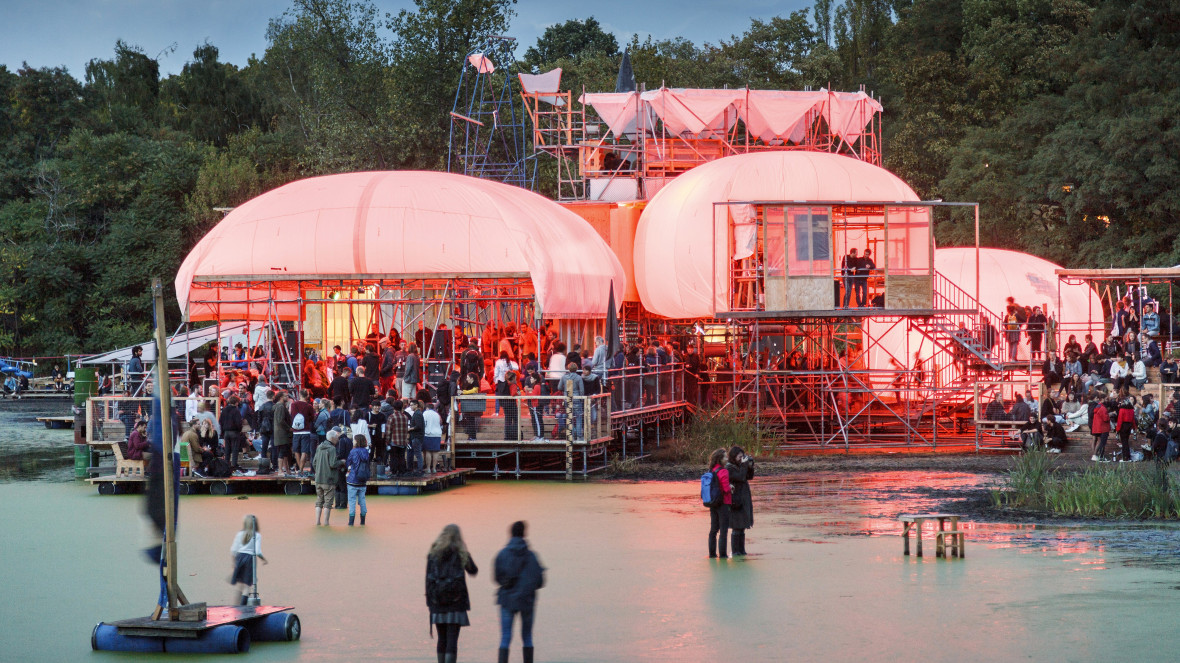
[92,624,251,654]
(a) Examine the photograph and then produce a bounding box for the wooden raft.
[109,605,291,638]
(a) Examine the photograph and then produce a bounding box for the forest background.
[0,0,1175,359]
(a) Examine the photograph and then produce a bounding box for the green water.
[1,400,1178,661]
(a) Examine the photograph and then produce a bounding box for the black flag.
[606,281,621,357]
[616,50,636,93]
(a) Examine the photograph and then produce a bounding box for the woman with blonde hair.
[426,524,479,663]
[229,514,267,605]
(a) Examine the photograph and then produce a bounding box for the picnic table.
[899,513,965,558]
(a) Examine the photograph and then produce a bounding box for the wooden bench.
[109,441,146,478]
[900,514,965,559]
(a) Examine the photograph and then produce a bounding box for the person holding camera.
[726,446,755,556]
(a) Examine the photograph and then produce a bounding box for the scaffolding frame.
[448,37,534,189]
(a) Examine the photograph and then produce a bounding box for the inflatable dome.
[634,151,920,319]
[175,171,626,321]
[867,248,1106,377]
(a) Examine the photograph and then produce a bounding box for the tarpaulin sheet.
[519,68,565,106]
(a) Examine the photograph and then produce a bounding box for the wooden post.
[151,278,185,619]
[565,381,573,481]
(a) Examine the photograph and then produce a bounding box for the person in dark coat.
[220,395,244,470]
[334,427,353,510]
[426,524,478,663]
[726,445,755,556]
[494,521,546,663]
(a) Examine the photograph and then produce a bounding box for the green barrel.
[74,444,93,479]
[74,367,97,406]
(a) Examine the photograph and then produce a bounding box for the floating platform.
[94,605,299,654]
[37,415,74,429]
[1,391,73,400]
[87,468,475,496]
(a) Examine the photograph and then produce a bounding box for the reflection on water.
[2,478,1174,662]
[0,399,75,482]
[3,408,1180,661]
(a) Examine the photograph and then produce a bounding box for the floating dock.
[94,605,299,654]
[88,468,474,495]
[37,415,75,429]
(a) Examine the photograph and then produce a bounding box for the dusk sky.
[3,0,812,78]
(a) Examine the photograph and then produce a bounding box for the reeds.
[654,410,766,463]
[992,449,1180,518]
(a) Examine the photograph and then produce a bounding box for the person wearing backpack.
[426,524,479,663]
[727,445,755,556]
[346,435,370,526]
[704,448,732,559]
[494,520,546,663]
[290,389,316,475]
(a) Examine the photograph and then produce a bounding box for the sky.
[1,0,812,78]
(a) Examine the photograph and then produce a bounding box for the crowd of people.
[115,317,701,488]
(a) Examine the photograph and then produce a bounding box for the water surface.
[1,400,1177,661]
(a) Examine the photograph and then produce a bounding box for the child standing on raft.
[230,514,268,605]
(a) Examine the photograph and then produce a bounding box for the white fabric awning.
[81,322,253,365]
[519,68,566,106]
[579,88,882,144]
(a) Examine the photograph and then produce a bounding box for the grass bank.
[991,450,1180,519]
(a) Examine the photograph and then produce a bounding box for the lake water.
[1,400,1178,661]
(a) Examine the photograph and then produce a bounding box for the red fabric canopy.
[634,152,920,319]
[176,171,626,321]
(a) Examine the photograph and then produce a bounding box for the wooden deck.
[88,468,475,496]
[37,415,74,429]
[109,605,291,638]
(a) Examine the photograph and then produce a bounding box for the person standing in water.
[229,514,268,605]
[726,446,755,556]
[707,448,732,558]
[494,521,546,663]
[426,524,479,663]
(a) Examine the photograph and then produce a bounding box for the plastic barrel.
[74,444,89,479]
[73,367,97,406]
[91,624,164,653]
[163,625,250,654]
[246,612,301,642]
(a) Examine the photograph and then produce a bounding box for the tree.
[522,17,618,71]
[161,44,264,147]
[720,13,821,89]
[260,0,396,171]
[387,0,517,170]
[83,40,161,131]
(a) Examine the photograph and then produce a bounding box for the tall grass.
[992,449,1180,519]
[654,410,766,464]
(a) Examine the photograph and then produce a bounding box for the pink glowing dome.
[175,171,626,321]
[867,248,1106,376]
[634,151,920,319]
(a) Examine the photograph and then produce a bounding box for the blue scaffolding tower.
[447,37,534,190]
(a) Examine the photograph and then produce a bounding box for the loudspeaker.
[285,330,302,358]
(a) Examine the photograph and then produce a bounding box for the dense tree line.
[0,0,1176,358]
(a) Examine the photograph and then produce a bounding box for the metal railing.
[86,396,220,445]
[601,362,686,414]
[451,393,612,444]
